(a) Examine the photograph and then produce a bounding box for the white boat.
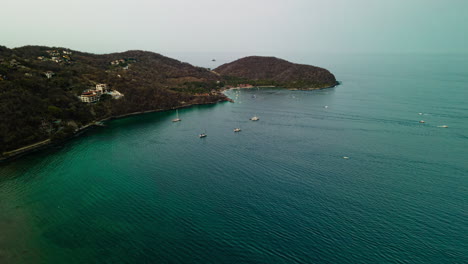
[250,116,259,121]
[437,125,448,128]
[199,133,207,138]
[419,120,425,123]
[234,128,241,132]
[172,109,181,122]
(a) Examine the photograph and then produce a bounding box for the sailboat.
[172,109,181,122]
[250,93,259,121]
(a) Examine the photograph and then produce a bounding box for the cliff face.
[214,56,337,89]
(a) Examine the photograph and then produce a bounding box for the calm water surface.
[1,53,467,263]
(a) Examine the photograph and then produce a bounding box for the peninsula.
[0,46,338,160]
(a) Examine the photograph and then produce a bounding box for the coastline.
[0,96,228,163]
[221,81,340,92]
[288,81,341,91]
[1,82,340,163]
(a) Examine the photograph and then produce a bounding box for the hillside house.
[79,83,124,103]
[95,84,108,95]
[51,57,61,63]
[110,59,127,66]
[79,91,99,103]
[46,50,60,56]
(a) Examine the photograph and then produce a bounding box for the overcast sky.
[2,0,467,54]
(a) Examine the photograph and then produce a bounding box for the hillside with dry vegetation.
[0,46,226,153]
[215,56,337,89]
[0,47,338,156]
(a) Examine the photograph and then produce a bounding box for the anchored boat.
[172,109,181,122]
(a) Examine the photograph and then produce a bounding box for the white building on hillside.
[79,91,99,103]
[95,84,108,95]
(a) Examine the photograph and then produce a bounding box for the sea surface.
[1,53,467,263]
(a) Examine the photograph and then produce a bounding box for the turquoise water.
[1,54,467,263]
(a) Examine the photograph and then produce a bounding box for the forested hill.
[214,56,338,89]
[0,45,226,153]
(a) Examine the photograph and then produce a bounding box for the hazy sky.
[2,0,467,54]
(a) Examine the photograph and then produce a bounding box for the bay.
[1,53,467,263]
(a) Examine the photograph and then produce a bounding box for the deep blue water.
[0,53,467,263]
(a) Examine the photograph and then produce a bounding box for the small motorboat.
[437,125,448,128]
[199,133,207,138]
[419,120,425,123]
[250,116,259,121]
[234,128,241,132]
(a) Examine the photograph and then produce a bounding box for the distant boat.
[234,128,241,132]
[250,116,259,121]
[172,109,181,122]
[419,120,425,123]
[418,113,423,115]
[343,156,350,159]
[212,59,216,62]
[199,133,207,138]
[324,105,328,109]
[437,125,448,128]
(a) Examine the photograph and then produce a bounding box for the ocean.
[0,53,467,263]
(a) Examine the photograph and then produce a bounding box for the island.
[214,56,338,89]
[0,46,338,160]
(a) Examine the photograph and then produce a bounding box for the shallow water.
[1,53,467,263]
